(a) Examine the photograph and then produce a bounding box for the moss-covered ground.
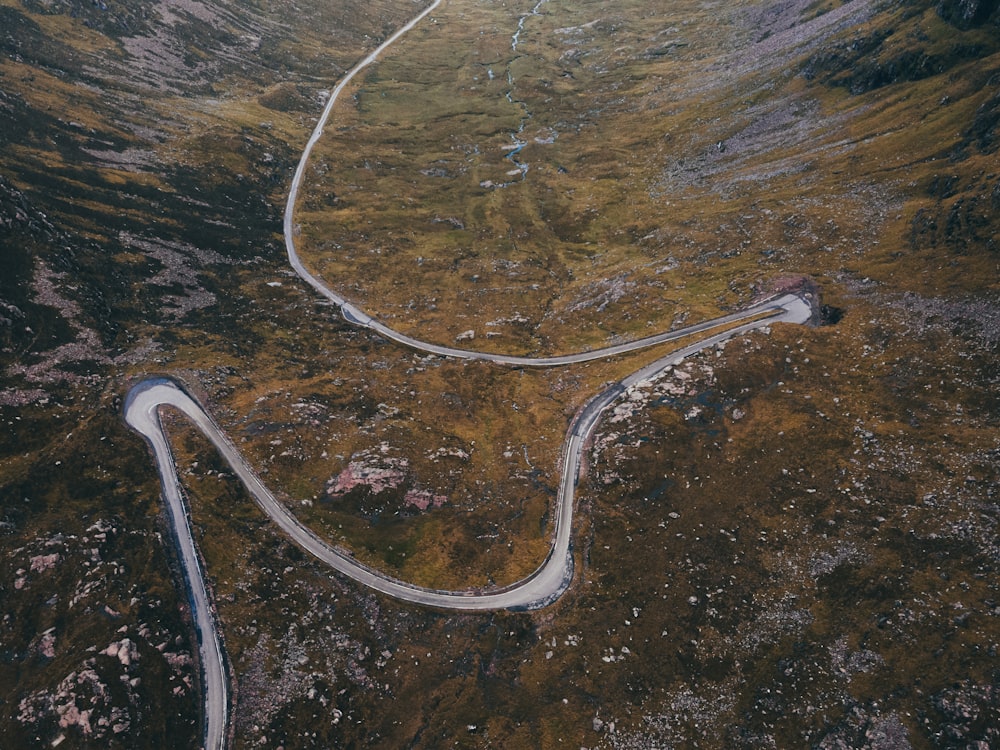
[1,0,998,746]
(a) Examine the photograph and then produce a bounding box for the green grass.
[3,0,1000,746]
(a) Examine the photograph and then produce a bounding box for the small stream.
[512,0,549,51]
[495,0,551,186]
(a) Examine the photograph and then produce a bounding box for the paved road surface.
[125,294,809,748]
[124,0,816,743]
[124,382,229,750]
[125,294,810,610]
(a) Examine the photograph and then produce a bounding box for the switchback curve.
[124,0,816,746]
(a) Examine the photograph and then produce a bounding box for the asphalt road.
[125,0,815,745]
[124,381,230,750]
[125,294,810,607]
[278,0,801,367]
[124,291,808,747]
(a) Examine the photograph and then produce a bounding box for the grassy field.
[1,0,998,746]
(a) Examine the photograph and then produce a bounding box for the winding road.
[124,0,815,747]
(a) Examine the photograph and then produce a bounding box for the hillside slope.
[1,0,998,747]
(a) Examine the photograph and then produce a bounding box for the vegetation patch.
[1,0,998,746]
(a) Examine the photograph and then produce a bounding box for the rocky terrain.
[1,0,998,747]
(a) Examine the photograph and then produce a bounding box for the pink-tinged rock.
[403,490,448,510]
[39,631,56,658]
[101,638,138,667]
[57,704,92,735]
[14,577,25,590]
[29,553,60,573]
[327,460,407,496]
[118,639,135,667]
[163,651,192,669]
